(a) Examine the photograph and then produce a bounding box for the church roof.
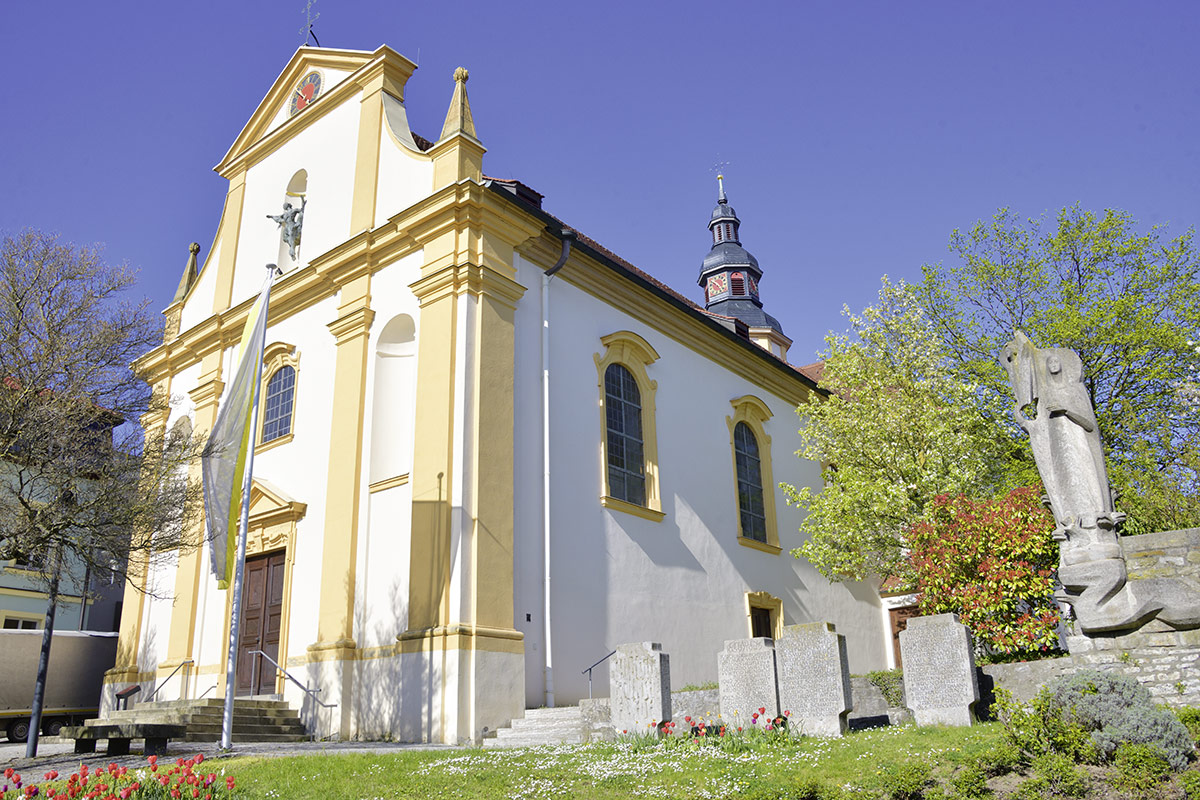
[483,179,823,397]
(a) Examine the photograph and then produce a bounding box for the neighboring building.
[0,553,122,633]
[105,45,888,743]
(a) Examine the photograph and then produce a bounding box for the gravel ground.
[0,737,456,774]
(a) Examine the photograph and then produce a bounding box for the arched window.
[734,421,767,542]
[261,365,295,443]
[605,363,645,506]
[728,395,780,552]
[594,331,663,521]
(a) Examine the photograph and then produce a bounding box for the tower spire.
[439,67,477,141]
[717,173,727,204]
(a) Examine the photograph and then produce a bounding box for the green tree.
[916,206,1200,534]
[783,278,1016,581]
[0,230,204,756]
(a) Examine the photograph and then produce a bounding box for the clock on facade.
[706,273,728,300]
[289,71,323,116]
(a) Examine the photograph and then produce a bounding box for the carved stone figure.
[267,198,306,260]
[1001,331,1200,633]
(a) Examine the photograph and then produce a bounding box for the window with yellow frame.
[727,395,780,553]
[745,590,783,639]
[594,331,663,522]
[256,342,299,453]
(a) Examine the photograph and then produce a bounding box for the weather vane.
[300,0,321,46]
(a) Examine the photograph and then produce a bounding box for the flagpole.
[221,264,279,750]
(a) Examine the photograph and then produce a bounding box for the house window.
[734,422,767,543]
[594,331,663,521]
[728,395,781,553]
[745,590,783,639]
[256,343,299,452]
[605,364,645,506]
[262,366,295,443]
[3,617,38,630]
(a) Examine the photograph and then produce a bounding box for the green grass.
[221,723,1006,799]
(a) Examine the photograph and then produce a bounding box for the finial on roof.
[440,66,477,141]
[717,174,727,204]
[173,242,201,303]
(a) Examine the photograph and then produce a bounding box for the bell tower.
[698,176,792,360]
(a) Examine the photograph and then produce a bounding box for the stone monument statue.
[268,198,306,260]
[1002,331,1200,633]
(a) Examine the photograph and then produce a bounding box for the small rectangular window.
[749,606,773,639]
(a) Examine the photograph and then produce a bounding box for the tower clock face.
[289,71,323,116]
[707,274,728,298]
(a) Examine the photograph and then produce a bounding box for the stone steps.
[102,698,309,743]
[484,706,585,748]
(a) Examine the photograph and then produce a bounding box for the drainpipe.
[542,227,574,708]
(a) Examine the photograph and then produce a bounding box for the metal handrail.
[249,649,337,709]
[145,659,194,702]
[581,649,616,700]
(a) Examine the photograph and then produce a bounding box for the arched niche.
[369,314,417,486]
[276,170,308,270]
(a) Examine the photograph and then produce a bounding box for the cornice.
[519,230,814,408]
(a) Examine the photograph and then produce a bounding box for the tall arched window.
[605,363,645,506]
[728,395,780,552]
[261,365,295,443]
[734,422,767,542]
[594,331,663,521]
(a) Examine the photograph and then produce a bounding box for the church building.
[105,45,888,743]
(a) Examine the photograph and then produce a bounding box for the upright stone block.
[776,622,852,736]
[718,638,779,727]
[900,613,979,726]
[610,642,672,735]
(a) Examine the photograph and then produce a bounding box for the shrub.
[868,669,906,708]
[1176,706,1200,741]
[1179,770,1200,799]
[951,764,990,798]
[992,687,1096,764]
[1112,742,1171,800]
[1014,753,1088,799]
[995,670,1195,770]
[974,740,1022,776]
[879,762,933,800]
[1049,670,1194,770]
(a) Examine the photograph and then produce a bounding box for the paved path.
[0,738,457,774]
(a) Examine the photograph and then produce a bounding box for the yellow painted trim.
[594,331,663,517]
[314,299,374,648]
[738,537,782,555]
[369,473,410,493]
[350,68,389,234]
[211,170,247,314]
[289,626,525,666]
[727,395,781,551]
[600,495,667,522]
[745,590,785,640]
[103,668,155,684]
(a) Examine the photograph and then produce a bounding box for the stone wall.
[1068,624,1200,707]
[1121,528,1200,582]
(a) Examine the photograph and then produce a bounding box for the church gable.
[214,45,416,177]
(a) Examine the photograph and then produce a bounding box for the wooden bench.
[59,723,186,756]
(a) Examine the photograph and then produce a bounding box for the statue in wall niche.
[1001,331,1200,634]
[267,198,306,260]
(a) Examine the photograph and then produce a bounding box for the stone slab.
[899,613,978,727]
[718,637,778,728]
[610,642,672,734]
[776,622,852,736]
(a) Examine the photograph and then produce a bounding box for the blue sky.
[2,1,1198,364]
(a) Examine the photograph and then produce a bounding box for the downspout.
[542,227,574,708]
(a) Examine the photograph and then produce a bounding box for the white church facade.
[104,44,889,743]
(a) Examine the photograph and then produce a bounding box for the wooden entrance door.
[236,550,285,696]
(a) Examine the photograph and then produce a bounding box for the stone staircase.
[484,706,587,748]
[101,698,309,743]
